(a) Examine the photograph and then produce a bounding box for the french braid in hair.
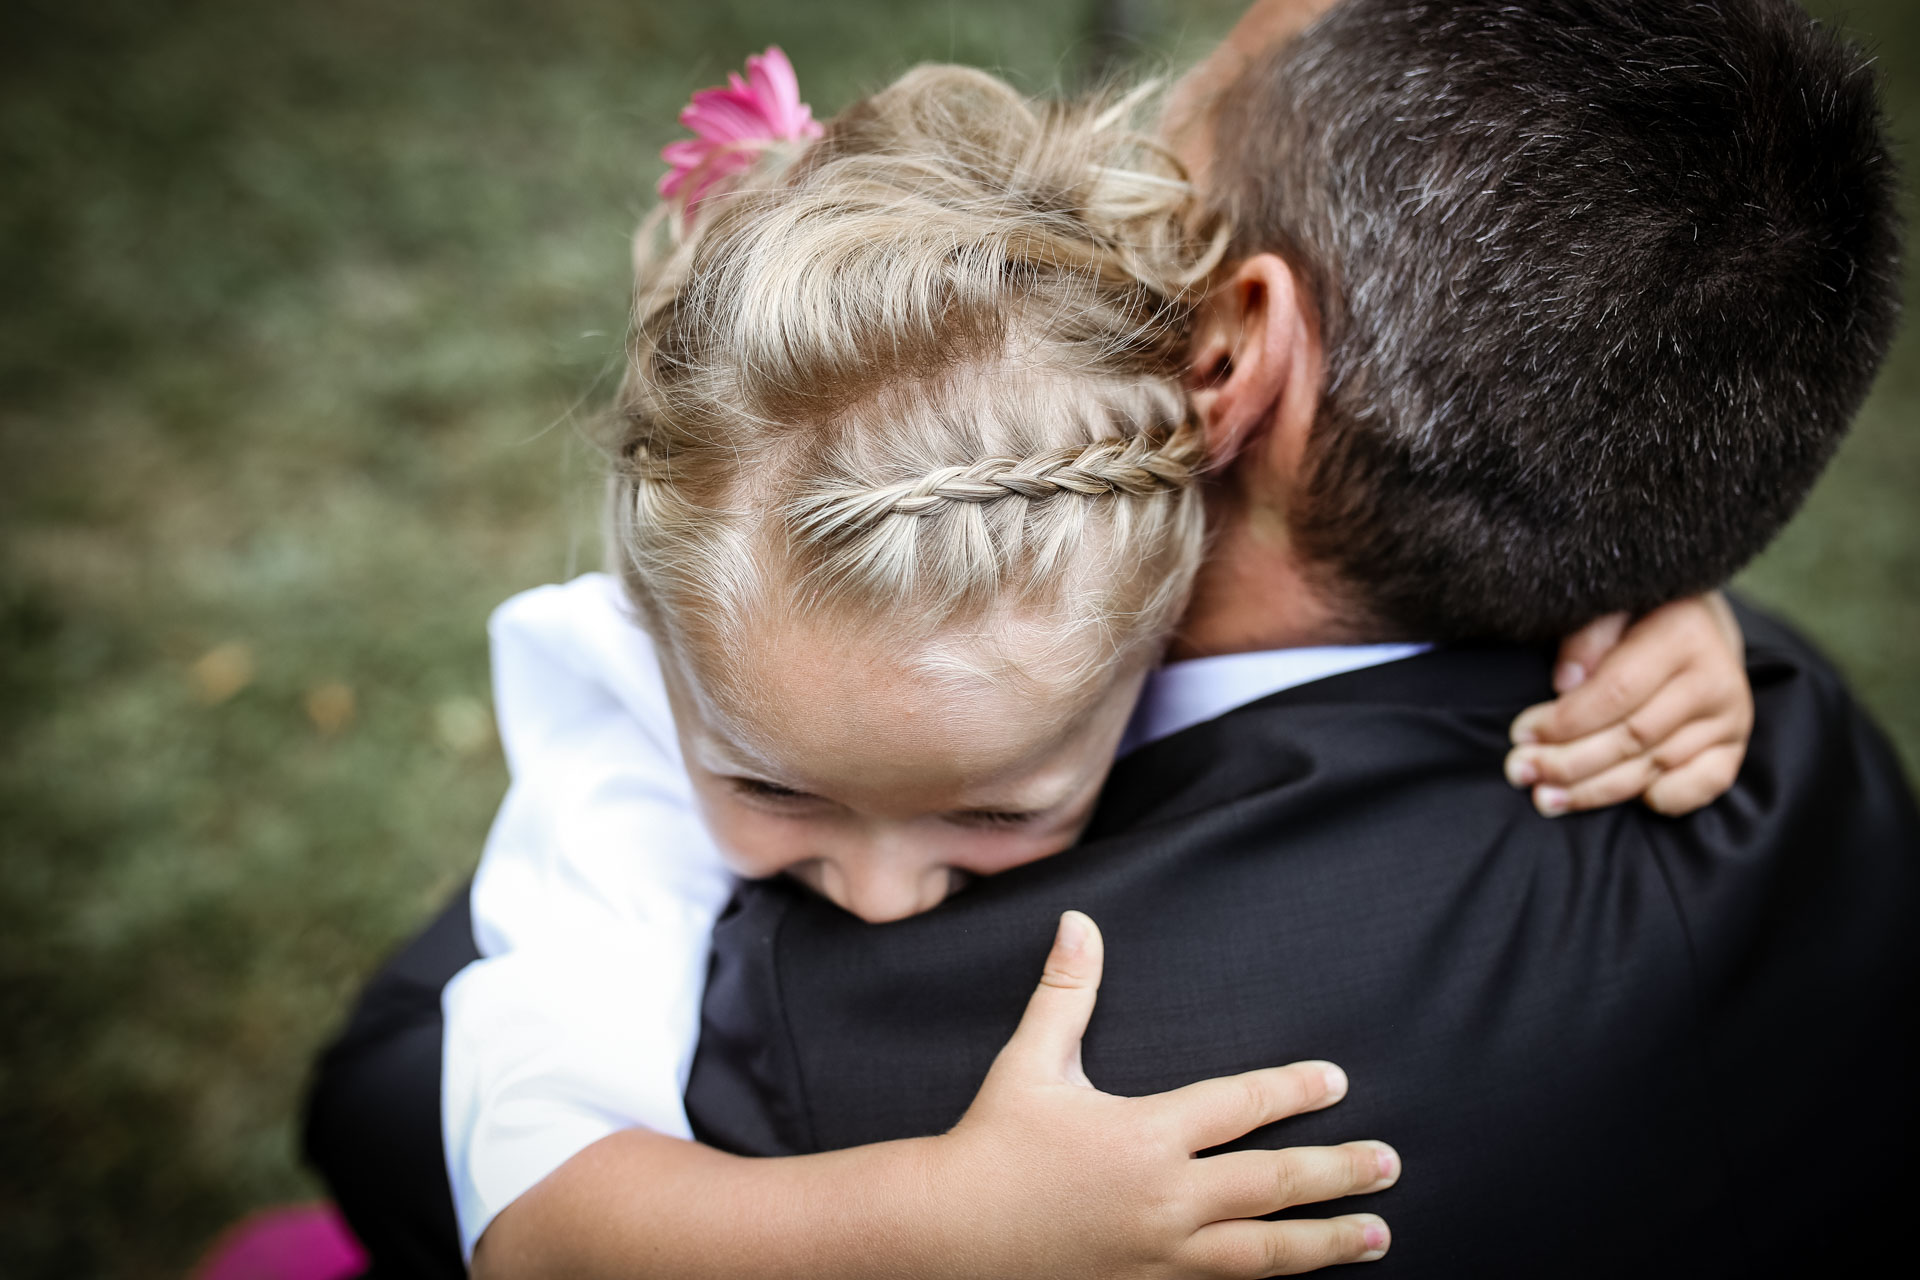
[792,419,1205,535]
[609,64,1224,706]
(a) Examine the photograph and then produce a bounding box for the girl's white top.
[443,572,1426,1257]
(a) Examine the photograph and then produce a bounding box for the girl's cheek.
[954,827,1081,877]
[699,799,807,879]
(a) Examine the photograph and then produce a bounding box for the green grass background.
[1,1,1912,1274]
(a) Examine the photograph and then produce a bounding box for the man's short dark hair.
[1212,0,1902,641]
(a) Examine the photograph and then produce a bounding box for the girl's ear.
[1187,253,1311,463]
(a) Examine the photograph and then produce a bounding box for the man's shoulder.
[1086,639,1556,839]
[1105,600,1908,842]
[1714,595,1914,812]
[1729,594,1856,700]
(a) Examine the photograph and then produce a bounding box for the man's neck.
[1170,495,1389,660]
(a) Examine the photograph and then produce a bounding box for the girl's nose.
[834,860,951,924]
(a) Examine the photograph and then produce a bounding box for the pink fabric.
[659,46,823,210]
[193,1203,367,1280]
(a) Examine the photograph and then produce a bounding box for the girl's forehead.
[684,613,1140,804]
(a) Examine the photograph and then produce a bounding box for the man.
[677,0,1915,1274]
[308,1,1913,1274]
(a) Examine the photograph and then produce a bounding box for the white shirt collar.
[1119,643,1432,756]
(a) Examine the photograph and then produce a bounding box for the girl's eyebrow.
[954,771,1086,818]
[694,728,788,778]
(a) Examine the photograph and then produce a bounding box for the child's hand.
[926,911,1395,1277]
[1504,593,1751,818]
[471,912,1392,1280]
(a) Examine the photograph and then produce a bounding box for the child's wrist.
[781,1136,960,1279]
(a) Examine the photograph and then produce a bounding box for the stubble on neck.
[1170,478,1387,660]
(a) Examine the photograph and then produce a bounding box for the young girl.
[445,53,1754,1278]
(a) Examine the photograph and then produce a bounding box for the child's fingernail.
[1321,1063,1349,1101]
[1362,1221,1390,1255]
[1554,661,1587,693]
[1374,1143,1405,1197]
[1056,911,1088,954]
[1510,713,1542,745]
[1535,786,1570,817]
[1504,752,1538,788]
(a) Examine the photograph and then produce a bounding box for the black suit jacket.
[686,606,1919,1276]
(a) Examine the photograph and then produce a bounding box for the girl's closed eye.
[728,777,817,804]
[945,808,1041,829]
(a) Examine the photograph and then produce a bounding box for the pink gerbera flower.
[659,46,824,212]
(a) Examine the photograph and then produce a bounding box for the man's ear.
[1187,253,1313,464]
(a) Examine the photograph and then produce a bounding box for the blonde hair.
[611,65,1225,710]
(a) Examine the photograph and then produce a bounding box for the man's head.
[1193,0,1901,642]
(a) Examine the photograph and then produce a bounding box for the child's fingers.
[1193,1142,1398,1220]
[1644,744,1745,816]
[1528,755,1659,817]
[1156,1061,1349,1153]
[997,911,1104,1084]
[1511,645,1673,747]
[1700,589,1745,657]
[1506,679,1722,789]
[1522,712,1747,817]
[1535,742,1747,819]
[1513,599,1723,746]
[1505,723,1637,791]
[1553,611,1631,694]
[1644,713,1749,774]
[1184,1214,1390,1276]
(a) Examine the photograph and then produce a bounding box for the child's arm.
[456,575,1392,1276]
[444,575,738,1258]
[474,913,1397,1279]
[1506,592,1753,817]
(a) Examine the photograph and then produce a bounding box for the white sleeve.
[441,573,736,1261]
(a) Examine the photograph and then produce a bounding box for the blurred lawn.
[0,1,1912,1275]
